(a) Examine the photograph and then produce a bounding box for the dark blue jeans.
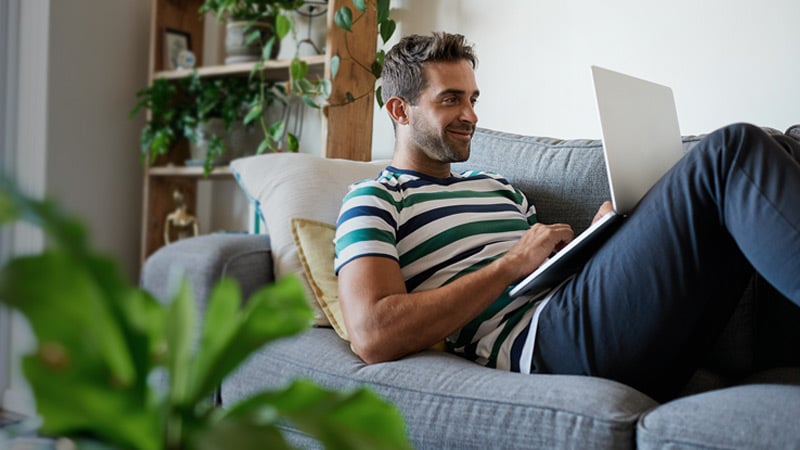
[532,123,800,401]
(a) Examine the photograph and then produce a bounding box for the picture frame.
[163,28,191,70]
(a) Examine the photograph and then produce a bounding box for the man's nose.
[461,103,478,124]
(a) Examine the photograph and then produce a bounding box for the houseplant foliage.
[200,0,304,22]
[0,176,412,450]
[130,72,291,175]
[199,0,306,64]
[331,0,396,107]
[132,1,394,172]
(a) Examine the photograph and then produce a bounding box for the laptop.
[508,66,685,298]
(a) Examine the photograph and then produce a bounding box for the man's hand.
[500,223,574,281]
[592,200,614,224]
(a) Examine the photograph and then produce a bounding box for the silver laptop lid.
[591,66,684,214]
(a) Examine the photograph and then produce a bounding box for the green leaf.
[353,0,367,13]
[256,138,272,155]
[245,29,261,46]
[261,36,276,60]
[276,14,292,40]
[319,79,333,99]
[376,86,384,108]
[286,133,299,151]
[192,419,292,450]
[301,95,321,109]
[244,103,263,125]
[22,354,161,450]
[117,288,167,372]
[165,279,196,405]
[186,276,311,404]
[330,55,340,79]
[334,6,353,32]
[186,278,244,404]
[290,58,309,81]
[377,0,391,23]
[296,77,315,94]
[0,252,158,450]
[370,59,383,79]
[269,119,287,143]
[379,19,396,44]
[224,380,412,450]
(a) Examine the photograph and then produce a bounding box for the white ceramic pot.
[225,20,279,64]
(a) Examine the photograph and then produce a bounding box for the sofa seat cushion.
[637,383,800,449]
[223,328,657,450]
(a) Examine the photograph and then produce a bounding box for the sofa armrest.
[140,233,273,310]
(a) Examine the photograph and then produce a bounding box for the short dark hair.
[381,32,477,106]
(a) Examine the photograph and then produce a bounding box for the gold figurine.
[164,189,199,245]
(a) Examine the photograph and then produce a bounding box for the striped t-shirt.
[334,166,543,370]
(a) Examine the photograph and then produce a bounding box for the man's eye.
[442,97,457,104]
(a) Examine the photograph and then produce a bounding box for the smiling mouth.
[447,128,474,139]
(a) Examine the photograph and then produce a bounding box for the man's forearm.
[341,255,520,363]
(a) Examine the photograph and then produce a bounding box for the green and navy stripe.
[334,166,539,370]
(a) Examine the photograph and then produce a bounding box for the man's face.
[407,60,480,163]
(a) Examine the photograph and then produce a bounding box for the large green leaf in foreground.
[0,175,412,449]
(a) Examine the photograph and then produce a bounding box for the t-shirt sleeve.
[334,181,399,275]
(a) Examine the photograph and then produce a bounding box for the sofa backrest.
[454,128,703,233]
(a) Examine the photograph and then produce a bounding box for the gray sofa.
[141,125,800,449]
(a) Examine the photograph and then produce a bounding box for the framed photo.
[163,28,191,70]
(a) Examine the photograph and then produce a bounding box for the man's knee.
[698,122,771,163]
[713,122,767,145]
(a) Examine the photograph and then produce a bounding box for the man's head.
[381,32,478,106]
[382,33,480,172]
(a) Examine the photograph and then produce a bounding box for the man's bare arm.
[338,223,574,364]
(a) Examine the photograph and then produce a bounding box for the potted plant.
[130,72,293,176]
[200,0,304,64]
[183,72,272,174]
[129,77,187,165]
[0,175,412,450]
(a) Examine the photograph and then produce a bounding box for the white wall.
[1,0,150,414]
[369,0,800,159]
[46,0,151,281]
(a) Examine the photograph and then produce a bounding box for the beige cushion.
[289,217,448,352]
[230,153,385,326]
[290,218,348,339]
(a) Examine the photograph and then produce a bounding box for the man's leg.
[531,123,800,401]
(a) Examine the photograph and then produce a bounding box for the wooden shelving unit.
[154,54,326,80]
[140,0,377,262]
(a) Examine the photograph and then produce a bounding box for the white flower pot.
[225,20,279,64]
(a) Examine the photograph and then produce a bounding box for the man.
[333,32,800,401]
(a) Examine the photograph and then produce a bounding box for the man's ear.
[385,97,409,125]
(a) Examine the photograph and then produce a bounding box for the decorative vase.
[225,19,279,64]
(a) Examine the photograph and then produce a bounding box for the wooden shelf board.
[148,165,232,179]
[154,54,326,81]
